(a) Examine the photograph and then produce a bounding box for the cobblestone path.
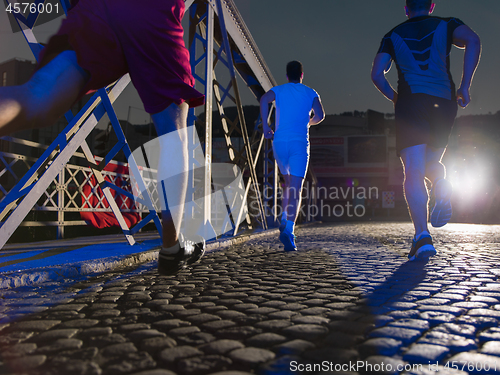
[2,222,500,375]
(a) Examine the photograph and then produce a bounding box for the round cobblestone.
[358,338,402,358]
[228,347,275,365]
[281,324,328,340]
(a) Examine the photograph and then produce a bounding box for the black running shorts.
[395,93,458,153]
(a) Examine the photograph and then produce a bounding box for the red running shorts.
[38,0,204,114]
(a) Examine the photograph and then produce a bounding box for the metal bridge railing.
[0,136,235,241]
[0,136,153,239]
[0,0,281,247]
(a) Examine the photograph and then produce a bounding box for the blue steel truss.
[0,0,161,248]
[188,0,277,233]
[0,0,277,248]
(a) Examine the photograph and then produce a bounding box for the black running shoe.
[158,235,205,276]
[185,235,206,266]
[408,233,436,261]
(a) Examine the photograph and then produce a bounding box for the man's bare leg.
[154,102,205,275]
[401,144,438,260]
[400,144,428,236]
[151,102,189,249]
[0,51,88,137]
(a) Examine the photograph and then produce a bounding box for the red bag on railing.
[81,161,141,229]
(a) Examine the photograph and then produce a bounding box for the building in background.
[309,110,405,220]
[1,58,36,87]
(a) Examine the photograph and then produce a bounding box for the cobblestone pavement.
[2,222,500,375]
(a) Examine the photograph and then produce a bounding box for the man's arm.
[309,96,325,126]
[371,53,398,103]
[453,24,481,108]
[259,90,275,139]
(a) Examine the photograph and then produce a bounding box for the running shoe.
[279,228,297,252]
[185,235,206,266]
[158,235,205,276]
[430,178,453,228]
[407,232,436,261]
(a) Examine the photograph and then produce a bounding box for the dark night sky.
[0,0,498,122]
[238,0,498,117]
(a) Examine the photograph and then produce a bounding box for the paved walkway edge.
[0,227,284,289]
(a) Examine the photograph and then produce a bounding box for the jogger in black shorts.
[371,0,481,261]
